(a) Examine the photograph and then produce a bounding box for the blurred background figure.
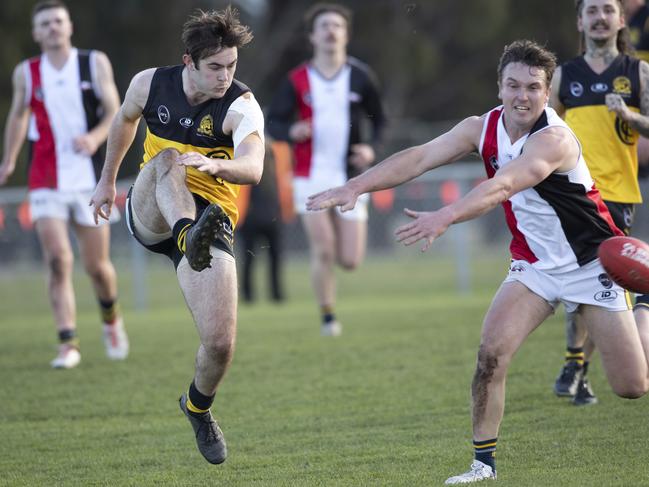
[237,139,294,303]
[267,3,385,336]
[0,0,127,369]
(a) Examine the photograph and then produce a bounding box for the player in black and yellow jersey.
[90,7,265,464]
[550,0,649,406]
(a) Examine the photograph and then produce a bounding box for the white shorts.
[504,259,632,313]
[29,188,121,227]
[293,177,369,221]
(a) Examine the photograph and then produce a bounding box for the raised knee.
[153,148,183,175]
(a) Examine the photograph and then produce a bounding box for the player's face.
[310,12,348,54]
[498,62,550,129]
[190,47,238,99]
[32,7,73,50]
[578,0,625,43]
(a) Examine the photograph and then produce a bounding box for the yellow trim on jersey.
[625,290,633,310]
[565,105,642,203]
[140,129,240,227]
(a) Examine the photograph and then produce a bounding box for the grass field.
[1,251,648,486]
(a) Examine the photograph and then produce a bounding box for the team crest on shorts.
[197,114,214,138]
[598,273,613,289]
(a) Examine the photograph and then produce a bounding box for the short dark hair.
[182,6,253,68]
[575,0,633,55]
[32,0,68,20]
[497,40,557,87]
[304,3,352,34]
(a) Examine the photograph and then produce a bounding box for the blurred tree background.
[0,0,579,185]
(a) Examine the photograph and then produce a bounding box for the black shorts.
[126,186,234,269]
[603,200,635,235]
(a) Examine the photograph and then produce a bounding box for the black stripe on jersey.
[78,50,104,181]
[533,174,618,266]
[559,55,640,109]
[142,65,250,149]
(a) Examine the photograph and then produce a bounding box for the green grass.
[0,251,648,486]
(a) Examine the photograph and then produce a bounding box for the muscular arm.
[178,92,265,184]
[395,127,578,251]
[0,64,30,185]
[549,66,566,118]
[90,69,153,221]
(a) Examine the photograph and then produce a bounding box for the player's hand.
[73,133,100,156]
[349,143,375,170]
[395,207,453,252]
[0,160,16,186]
[289,120,312,143]
[89,179,116,224]
[177,152,220,175]
[605,93,632,121]
[307,184,358,212]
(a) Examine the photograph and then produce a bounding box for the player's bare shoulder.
[527,125,579,171]
[126,68,158,109]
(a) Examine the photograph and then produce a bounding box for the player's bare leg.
[176,255,237,464]
[334,214,366,271]
[76,222,128,360]
[581,305,649,397]
[301,210,340,335]
[446,281,552,484]
[35,218,80,368]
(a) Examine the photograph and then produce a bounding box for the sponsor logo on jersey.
[569,81,584,97]
[615,116,634,145]
[510,262,525,273]
[590,82,608,93]
[157,105,170,124]
[594,290,618,302]
[197,114,214,137]
[180,117,194,128]
[598,273,613,289]
[613,76,632,96]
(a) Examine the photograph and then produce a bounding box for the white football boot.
[103,318,129,360]
[445,460,496,484]
[50,345,81,369]
[320,320,342,337]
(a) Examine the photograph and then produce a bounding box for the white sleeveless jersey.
[24,48,101,192]
[478,105,622,273]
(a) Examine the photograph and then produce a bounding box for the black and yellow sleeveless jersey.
[559,55,642,203]
[629,5,649,63]
[141,65,251,226]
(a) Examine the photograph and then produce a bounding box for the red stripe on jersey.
[28,57,57,189]
[289,64,313,177]
[586,186,624,236]
[481,108,538,263]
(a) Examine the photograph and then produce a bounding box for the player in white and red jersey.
[267,3,385,336]
[0,0,127,369]
[308,39,649,484]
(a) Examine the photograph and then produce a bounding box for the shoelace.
[197,414,221,442]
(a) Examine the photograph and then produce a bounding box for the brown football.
[598,236,649,294]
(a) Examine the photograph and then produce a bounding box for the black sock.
[58,328,79,349]
[172,218,194,254]
[474,438,497,471]
[99,298,120,324]
[186,380,215,416]
[583,361,590,376]
[321,305,335,324]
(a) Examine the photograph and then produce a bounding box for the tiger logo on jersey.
[197,114,214,138]
[613,76,632,96]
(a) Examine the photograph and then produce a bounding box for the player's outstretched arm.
[548,66,566,119]
[0,64,30,185]
[307,115,483,212]
[395,126,576,252]
[90,69,153,223]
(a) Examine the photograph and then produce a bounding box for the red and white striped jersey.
[25,48,103,192]
[478,105,622,273]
